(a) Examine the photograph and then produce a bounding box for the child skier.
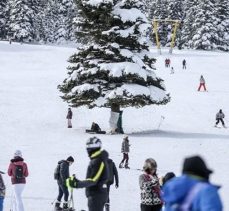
[215,109,226,128]
[119,135,130,169]
[198,75,207,91]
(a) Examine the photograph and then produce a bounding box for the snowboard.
[85,129,106,134]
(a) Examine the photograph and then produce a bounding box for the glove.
[66,176,78,188]
[115,184,119,188]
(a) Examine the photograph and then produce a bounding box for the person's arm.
[113,162,119,187]
[23,163,29,177]
[60,162,69,183]
[69,160,105,189]
[8,163,13,176]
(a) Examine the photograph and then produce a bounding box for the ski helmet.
[86,137,102,150]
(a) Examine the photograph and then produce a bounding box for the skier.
[67,137,109,211]
[54,156,74,211]
[198,75,207,91]
[182,59,186,69]
[0,171,5,211]
[215,109,226,128]
[165,59,168,68]
[66,108,73,128]
[167,58,171,67]
[8,150,29,211]
[163,155,223,211]
[119,135,130,169]
[105,158,119,211]
[170,67,174,74]
[139,158,163,211]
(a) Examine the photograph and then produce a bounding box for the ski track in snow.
[0,42,229,210]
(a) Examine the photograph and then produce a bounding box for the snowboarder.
[0,171,5,211]
[198,75,207,91]
[105,158,119,211]
[215,109,226,128]
[67,137,109,211]
[66,108,73,128]
[163,155,223,211]
[8,150,29,211]
[54,156,74,211]
[182,59,186,69]
[86,122,106,134]
[119,135,130,169]
[139,158,163,211]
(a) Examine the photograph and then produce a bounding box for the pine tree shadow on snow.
[129,130,229,139]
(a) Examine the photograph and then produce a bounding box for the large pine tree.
[58,0,169,131]
[7,0,36,42]
[0,0,7,39]
[216,0,229,51]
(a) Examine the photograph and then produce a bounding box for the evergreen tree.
[166,0,184,47]
[150,0,169,46]
[7,0,37,42]
[179,0,198,49]
[58,0,169,130]
[216,0,229,51]
[189,0,219,50]
[0,0,8,39]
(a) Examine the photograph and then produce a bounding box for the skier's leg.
[215,119,220,126]
[220,119,225,127]
[57,184,64,202]
[198,84,202,91]
[105,185,110,211]
[13,184,25,211]
[60,184,69,209]
[88,194,107,211]
[119,153,125,168]
[203,84,207,91]
[125,153,129,168]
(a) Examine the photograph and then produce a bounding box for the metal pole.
[170,21,179,54]
[153,20,161,54]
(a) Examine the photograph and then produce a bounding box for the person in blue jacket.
[162,155,223,211]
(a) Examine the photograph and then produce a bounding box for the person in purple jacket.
[162,155,223,211]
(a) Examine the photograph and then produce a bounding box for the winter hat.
[182,155,213,180]
[66,156,74,163]
[14,150,22,158]
[143,158,157,171]
[163,172,176,185]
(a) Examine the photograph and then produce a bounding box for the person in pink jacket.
[8,150,29,211]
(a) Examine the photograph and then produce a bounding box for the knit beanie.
[66,156,74,162]
[14,150,22,158]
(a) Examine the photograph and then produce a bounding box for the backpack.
[54,164,60,180]
[14,165,24,182]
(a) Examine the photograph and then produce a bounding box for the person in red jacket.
[8,150,29,211]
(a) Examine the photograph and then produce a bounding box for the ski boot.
[63,202,69,211]
[105,203,110,211]
[124,163,130,169]
[54,201,62,211]
[119,163,123,168]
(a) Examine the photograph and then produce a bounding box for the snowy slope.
[0,41,229,210]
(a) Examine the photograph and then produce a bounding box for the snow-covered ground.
[0,41,229,210]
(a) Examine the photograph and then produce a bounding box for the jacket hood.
[11,157,24,163]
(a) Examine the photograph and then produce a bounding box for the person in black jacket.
[67,137,109,211]
[105,158,119,211]
[55,156,74,211]
[66,108,73,128]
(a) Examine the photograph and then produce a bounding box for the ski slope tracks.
[0,41,229,210]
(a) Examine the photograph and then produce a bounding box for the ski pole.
[51,197,56,205]
[0,170,5,174]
